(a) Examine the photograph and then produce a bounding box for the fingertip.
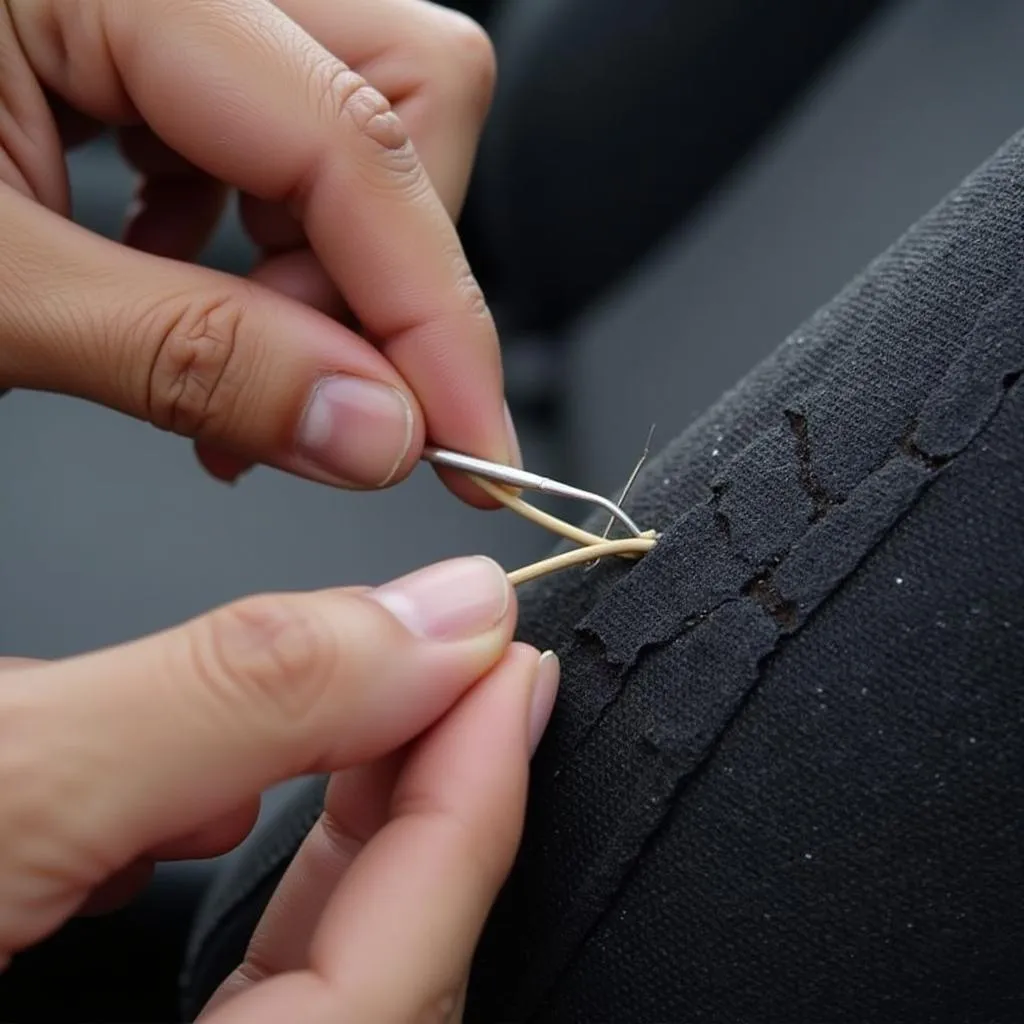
[433,464,505,509]
[504,400,524,469]
[292,375,424,489]
[529,650,560,756]
[396,640,540,809]
[367,555,514,643]
[304,643,540,1012]
[195,442,253,485]
[505,639,545,673]
[430,399,523,508]
[376,385,420,488]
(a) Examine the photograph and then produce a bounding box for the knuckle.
[145,293,250,437]
[317,61,410,153]
[311,58,421,183]
[310,59,365,126]
[437,12,497,116]
[193,595,339,727]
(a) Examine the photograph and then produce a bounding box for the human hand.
[0,556,560,1021]
[0,0,516,503]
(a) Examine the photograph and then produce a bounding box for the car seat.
[176,0,1024,1015]
[181,0,1024,1019]
[7,0,1024,1020]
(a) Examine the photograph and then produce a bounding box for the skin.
[0,1,551,1018]
[0,572,556,1021]
[0,0,519,498]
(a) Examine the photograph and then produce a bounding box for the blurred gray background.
[2,0,1023,661]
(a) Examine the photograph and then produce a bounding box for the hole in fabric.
[784,409,840,521]
[743,569,798,632]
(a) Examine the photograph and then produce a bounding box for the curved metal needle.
[584,423,655,571]
[422,447,644,539]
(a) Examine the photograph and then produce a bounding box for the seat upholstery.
[181,1,1024,1018]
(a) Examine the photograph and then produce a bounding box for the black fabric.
[180,777,328,1021]
[182,132,1024,1022]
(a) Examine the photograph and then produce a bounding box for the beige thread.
[507,537,658,586]
[466,474,659,585]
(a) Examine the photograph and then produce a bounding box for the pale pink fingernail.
[369,556,510,641]
[529,651,560,755]
[504,401,523,469]
[297,376,413,486]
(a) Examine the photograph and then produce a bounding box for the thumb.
[0,556,515,955]
[0,184,423,489]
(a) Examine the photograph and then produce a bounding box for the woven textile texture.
[183,130,1024,1024]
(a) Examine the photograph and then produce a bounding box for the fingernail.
[504,401,523,469]
[529,651,560,755]
[298,376,413,486]
[370,556,510,641]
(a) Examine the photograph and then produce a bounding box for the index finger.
[13,0,514,496]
